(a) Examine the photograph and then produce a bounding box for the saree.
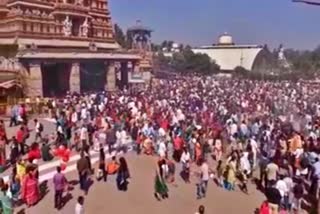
[154,173,168,195]
[22,175,39,206]
[0,192,13,214]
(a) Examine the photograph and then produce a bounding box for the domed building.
[192,33,273,72]
[217,33,234,45]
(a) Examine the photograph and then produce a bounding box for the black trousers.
[99,163,107,182]
[19,143,25,155]
[54,190,63,208]
[79,172,87,191]
[136,143,141,155]
[9,116,17,127]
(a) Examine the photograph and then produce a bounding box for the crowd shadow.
[16,208,25,214]
[39,180,49,201]
[59,193,73,210]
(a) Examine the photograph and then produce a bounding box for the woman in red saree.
[22,167,39,207]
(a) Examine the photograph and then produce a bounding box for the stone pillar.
[69,62,80,93]
[106,61,116,91]
[120,62,128,89]
[26,62,43,97]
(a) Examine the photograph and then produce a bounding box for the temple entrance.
[41,63,71,97]
[80,61,106,93]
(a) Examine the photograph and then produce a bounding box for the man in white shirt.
[158,140,167,158]
[180,148,190,164]
[197,159,209,199]
[181,148,191,182]
[80,125,88,151]
[34,118,42,142]
[81,107,87,121]
[250,137,259,168]
[276,175,287,196]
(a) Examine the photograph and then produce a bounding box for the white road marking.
[42,118,57,123]
[3,147,124,183]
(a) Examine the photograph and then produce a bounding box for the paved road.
[8,153,268,214]
[1,118,302,214]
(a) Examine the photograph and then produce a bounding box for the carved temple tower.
[0,0,140,97]
[127,20,153,73]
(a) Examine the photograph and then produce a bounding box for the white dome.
[172,43,179,49]
[218,33,233,45]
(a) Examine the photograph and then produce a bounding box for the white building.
[192,33,272,71]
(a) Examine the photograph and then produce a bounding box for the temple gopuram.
[0,0,141,97]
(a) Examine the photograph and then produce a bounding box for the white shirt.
[240,157,251,175]
[158,141,167,157]
[276,179,288,198]
[80,127,88,141]
[81,108,87,120]
[35,122,41,133]
[250,139,258,153]
[57,125,63,134]
[200,163,209,181]
[230,123,238,136]
[180,151,190,163]
[75,203,84,214]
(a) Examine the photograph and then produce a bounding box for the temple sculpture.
[0,0,141,97]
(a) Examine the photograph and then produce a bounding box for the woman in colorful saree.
[0,184,13,214]
[21,166,39,207]
[154,158,169,201]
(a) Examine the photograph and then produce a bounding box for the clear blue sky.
[109,0,320,50]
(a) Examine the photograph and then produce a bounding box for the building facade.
[0,0,141,97]
[192,33,273,72]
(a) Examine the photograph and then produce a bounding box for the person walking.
[265,180,282,214]
[76,152,90,194]
[0,184,13,214]
[154,158,169,200]
[197,158,209,199]
[116,157,130,191]
[97,145,107,182]
[21,166,39,207]
[53,166,68,209]
[106,126,116,154]
[34,119,43,142]
[16,126,25,155]
[75,196,84,214]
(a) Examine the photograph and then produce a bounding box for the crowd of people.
[1,76,320,213]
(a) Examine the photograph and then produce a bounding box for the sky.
[109,0,320,50]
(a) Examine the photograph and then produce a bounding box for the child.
[10,176,21,205]
[75,196,84,214]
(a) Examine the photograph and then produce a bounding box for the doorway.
[80,61,106,93]
[41,63,71,97]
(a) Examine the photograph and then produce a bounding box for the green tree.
[114,24,127,48]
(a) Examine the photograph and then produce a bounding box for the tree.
[114,24,126,48]
[157,46,220,75]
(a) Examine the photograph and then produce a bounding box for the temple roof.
[127,20,153,32]
[16,51,141,60]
